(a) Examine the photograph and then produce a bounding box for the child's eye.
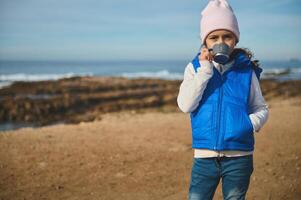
[224,35,233,39]
[209,37,217,40]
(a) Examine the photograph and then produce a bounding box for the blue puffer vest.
[190,52,262,151]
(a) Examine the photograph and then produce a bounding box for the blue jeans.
[188,155,253,200]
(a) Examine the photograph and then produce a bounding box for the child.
[177,0,269,199]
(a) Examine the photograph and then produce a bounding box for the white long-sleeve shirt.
[177,59,269,158]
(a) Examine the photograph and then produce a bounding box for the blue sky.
[0,0,300,61]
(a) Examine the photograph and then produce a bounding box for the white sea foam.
[0,72,93,89]
[120,70,183,80]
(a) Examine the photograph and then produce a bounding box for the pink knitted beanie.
[200,0,240,44]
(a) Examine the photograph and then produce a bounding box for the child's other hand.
[199,47,213,62]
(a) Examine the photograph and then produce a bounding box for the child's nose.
[217,37,224,44]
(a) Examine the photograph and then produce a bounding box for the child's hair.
[230,48,260,69]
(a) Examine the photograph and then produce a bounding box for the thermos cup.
[201,43,231,64]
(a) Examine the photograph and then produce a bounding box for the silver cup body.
[212,43,231,64]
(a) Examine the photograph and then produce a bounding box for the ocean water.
[0,59,300,89]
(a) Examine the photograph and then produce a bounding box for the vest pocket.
[224,103,253,144]
[190,104,213,141]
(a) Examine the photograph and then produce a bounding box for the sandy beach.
[1,77,301,200]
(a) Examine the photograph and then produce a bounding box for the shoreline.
[0,76,301,131]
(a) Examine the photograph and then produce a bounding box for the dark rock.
[0,76,300,130]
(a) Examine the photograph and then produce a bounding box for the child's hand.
[199,47,213,62]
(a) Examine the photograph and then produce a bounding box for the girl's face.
[204,29,237,54]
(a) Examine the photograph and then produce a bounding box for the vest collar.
[192,51,262,79]
[201,51,252,72]
[233,52,252,68]
[232,52,263,79]
[212,59,235,74]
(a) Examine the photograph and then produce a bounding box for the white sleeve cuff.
[249,114,260,132]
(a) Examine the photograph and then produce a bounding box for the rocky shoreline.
[0,76,300,129]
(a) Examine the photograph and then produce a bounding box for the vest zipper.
[215,75,224,150]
